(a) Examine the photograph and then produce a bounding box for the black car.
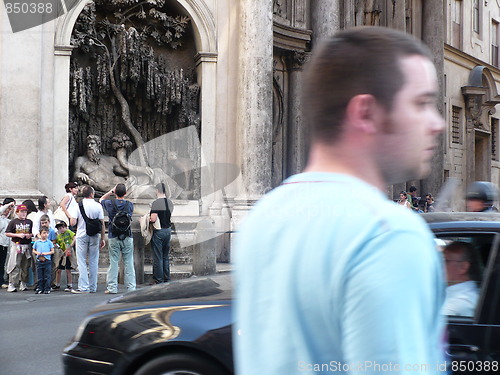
[424,212,500,373]
[62,275,233,375]
[63,212,500,375]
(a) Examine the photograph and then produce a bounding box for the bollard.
[192,217,216,276]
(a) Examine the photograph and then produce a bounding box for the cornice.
[445,43,500,78]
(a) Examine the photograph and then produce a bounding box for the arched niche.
[461,66,500,184]
[52,0,217,206]
[55,0,216,52]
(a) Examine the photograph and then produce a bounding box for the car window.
[435,233,494,319]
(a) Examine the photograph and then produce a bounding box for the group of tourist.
[0,182,174,294]
[397,185,435,213]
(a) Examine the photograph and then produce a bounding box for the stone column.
[236,0,274,201]
[195,52,218,216]
[232,0,274,230]
[421,0,445,198]
[311,0,341,43]
[287,51,308,175]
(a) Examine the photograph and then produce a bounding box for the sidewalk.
[98,262,233,283]
[1,263,233,297]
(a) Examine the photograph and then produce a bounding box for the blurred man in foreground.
[235,27,446,374]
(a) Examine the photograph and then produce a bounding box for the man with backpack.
[99,183,135,294]
[69,185,105,293]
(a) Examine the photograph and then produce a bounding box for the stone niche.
[69,0,201,200]
[68,0,208,273]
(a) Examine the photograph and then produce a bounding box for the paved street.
[0,284,125,375]
[0,263,232,375]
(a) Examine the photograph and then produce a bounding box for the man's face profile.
[377,55,444,183]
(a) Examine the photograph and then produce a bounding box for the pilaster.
[53,45,73,201]
[421,0,445,198]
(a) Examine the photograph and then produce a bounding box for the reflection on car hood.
[106,274,233,305]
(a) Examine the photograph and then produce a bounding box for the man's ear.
[344,94,382,134]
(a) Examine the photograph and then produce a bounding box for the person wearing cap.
[5,204,33,292]
[0,198,16,288]
[466,181,499,212]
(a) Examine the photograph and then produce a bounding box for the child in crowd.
[54,221,75,292]
[5,204,33,292]
[34,214,57,291]
[36,214,57,241]
[0,199,15,288]
[32,226,54,294]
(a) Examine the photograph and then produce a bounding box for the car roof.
[423,212,500,232]
[105,274,233,306]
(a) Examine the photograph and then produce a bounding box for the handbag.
[54,207,69,225]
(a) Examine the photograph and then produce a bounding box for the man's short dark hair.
[303,26,432,143]
[156,182,167,194]
[115,183,126,198]
[409,186,417,193]
[82,185,94,198]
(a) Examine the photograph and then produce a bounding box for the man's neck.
[304,143,386,191]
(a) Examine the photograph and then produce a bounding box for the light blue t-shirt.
[235,172,446,375]
[33,239,54,261]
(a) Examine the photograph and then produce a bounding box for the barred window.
[451,106,462,144]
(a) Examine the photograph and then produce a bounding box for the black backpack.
[111,200,132,240]
[78,202,102,236]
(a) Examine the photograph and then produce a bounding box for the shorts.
[57,256,72,270]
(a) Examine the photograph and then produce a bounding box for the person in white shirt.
[69,185,105,293]
[442,241,480,317]
[31,196,55,237]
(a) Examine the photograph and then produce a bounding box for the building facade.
[1,0,499,261]
[443,0,500,210]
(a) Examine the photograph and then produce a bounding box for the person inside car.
[442,241,481,317]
